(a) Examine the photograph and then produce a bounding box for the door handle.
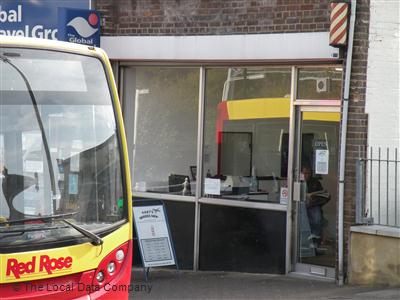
[293,182,301,201]
[293,181,307,202]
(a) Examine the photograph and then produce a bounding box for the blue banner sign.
[0,0,89,39]
[58,8,100,47]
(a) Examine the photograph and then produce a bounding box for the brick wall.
[341,0,369,279]
[95,0,331,36]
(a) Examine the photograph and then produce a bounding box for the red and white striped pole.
[329,2,350,47]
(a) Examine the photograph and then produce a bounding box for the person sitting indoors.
[301,166,330,251]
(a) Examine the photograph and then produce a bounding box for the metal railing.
[356,147,400,227]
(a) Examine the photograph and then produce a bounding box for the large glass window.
[123,67,199,196]
[203,67,291,202]
[297,67,342,100]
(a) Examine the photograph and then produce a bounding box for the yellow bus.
[0,37,132,299]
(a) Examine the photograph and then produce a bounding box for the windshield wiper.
[60,219,103,246]
[0,225,69,235]
[0,212,77,226]
[0,213,103,246]
[0,53,57,202]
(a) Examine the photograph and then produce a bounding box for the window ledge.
[350,225,400,239]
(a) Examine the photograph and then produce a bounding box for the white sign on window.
[204,178,221,195]
[315,149,329,175]
[280,187,289,205]
[133,205,176,268]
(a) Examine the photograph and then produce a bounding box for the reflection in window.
[0,105,123,223]
[222,67,292,100]
[297,67,342,100]
[124,67,199,196]
[203,67,291,203]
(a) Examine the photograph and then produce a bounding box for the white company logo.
[67,16,98,38]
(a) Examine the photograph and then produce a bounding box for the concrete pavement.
[129,269,399,300]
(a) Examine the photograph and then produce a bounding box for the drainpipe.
[338,0,357,286]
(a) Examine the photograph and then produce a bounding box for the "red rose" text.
[6,255,73,279]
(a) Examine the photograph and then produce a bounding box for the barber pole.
[329,2,349,47]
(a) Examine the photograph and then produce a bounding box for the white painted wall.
[365,1,400,225]
[365,0,400,149]
[101,32,339,61]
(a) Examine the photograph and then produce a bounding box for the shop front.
[102,33,343,279]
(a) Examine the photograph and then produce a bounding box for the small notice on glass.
[280,187,289,205]
[204,178,221,195]
[315,149,329,175]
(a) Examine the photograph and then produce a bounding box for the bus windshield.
[0,47,125,249]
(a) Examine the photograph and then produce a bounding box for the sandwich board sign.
[133,199,177,272]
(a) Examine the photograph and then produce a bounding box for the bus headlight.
[116,249,125,262]
[96,271,104,282]
[91,241,131,288]
[107,262,116,274]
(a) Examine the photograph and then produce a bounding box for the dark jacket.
[306,177,330,207]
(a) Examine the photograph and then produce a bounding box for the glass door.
[292,106,340,278]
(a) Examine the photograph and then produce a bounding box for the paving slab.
[129,269,399,300]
